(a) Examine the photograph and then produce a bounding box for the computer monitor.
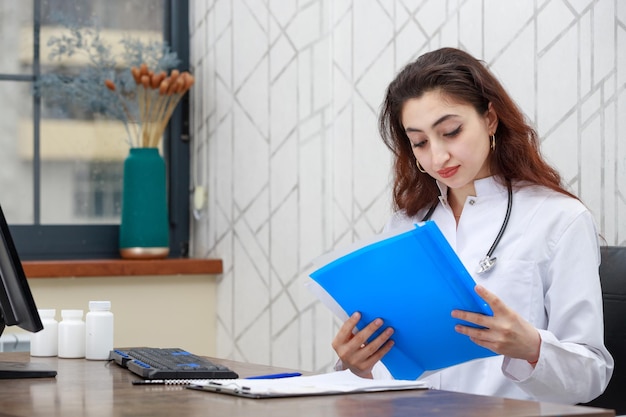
[0,205,56,378]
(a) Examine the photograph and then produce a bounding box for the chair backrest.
[581,246,626,414]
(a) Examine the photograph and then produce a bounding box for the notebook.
[307,221,497,380]
[186,370,428,398]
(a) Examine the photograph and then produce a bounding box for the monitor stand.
[0,361,57,379]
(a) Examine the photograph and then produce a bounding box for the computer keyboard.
[110,347,239,380]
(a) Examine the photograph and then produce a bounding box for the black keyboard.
[110,347,239,380]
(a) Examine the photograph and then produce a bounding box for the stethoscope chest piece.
[477,256,497,274]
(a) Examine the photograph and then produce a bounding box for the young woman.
[331,47,613,404]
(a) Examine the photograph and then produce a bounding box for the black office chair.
[581,246,626,415]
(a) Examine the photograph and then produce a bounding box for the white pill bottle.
[85,301,114,360]
[30,309,58,357]
[58,309,86,358]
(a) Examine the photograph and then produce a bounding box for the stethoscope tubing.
[421,181,513,274]
[485,184,512,260]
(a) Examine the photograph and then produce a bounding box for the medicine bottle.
[30,309,58,357]
[85,301,114,360]
[58,309,86,358]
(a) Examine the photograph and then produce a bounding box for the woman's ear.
[486,102,499,133]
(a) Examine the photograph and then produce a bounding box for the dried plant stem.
[155,94,184,143]
[139,87,151,147]
[146,90,163,147]
[105,79,141,147]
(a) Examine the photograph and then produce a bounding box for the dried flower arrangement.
[36,23,193,148]
[104,64,194,148]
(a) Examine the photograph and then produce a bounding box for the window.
[0,0,190,260]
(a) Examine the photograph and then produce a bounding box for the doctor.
[331,47,613,404]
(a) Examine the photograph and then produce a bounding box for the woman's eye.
[444,126,462,137]
[412,140,427,148]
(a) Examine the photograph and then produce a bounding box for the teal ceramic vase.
[119,147,169,259]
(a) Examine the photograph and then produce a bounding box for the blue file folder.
[309,221,497,380]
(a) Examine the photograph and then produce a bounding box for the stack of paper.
[307,221,496,380]
[186,370,428,398]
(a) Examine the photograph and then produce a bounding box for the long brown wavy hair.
[378,47,576,217]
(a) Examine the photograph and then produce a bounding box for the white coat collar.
[436,176,509,206]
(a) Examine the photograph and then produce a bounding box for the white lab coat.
[372,176,613,404]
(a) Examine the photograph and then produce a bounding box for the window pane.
[39,115,127,224]
[0,5,32,74]
[42,0,163,31]
[0,82,34,224]
[38,0,165,225]
[0,0,33,226]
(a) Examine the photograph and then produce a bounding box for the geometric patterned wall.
[188,0,626,372]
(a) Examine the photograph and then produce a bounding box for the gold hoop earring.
[416,160,426,173]
[490,134,496,151]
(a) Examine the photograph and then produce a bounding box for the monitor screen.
[0,205,56,378]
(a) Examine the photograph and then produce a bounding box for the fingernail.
[352,312,361,319]
[374,318,383,326]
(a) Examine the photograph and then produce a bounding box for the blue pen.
[245,372,302,380]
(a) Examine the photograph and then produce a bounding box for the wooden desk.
[0,352,614,417]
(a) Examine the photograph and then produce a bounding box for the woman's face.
[401,89,498,191]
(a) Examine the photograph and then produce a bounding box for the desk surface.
[0,352,614,417]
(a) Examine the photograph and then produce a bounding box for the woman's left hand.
[452,285,541,364]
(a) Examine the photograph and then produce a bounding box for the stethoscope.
[421,182,513,274]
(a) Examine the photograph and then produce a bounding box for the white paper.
[188,370,428,398]
[304,279,349,322]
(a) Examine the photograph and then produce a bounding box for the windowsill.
[22,258,223,278]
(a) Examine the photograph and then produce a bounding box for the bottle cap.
[89,301,111,311]
[37,309,56,318]
[61,309,84,319]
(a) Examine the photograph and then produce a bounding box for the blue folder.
[309,221,497,380]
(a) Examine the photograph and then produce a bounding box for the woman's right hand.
[332,312,395,379]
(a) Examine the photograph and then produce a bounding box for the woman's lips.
[437,166,459,178]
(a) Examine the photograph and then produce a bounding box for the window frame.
[5,0,190,260]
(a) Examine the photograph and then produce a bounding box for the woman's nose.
[429,141,449,168]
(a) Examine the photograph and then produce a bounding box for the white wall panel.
[190,0,626,372]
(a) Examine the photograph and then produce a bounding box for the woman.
[331,47,613,404]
